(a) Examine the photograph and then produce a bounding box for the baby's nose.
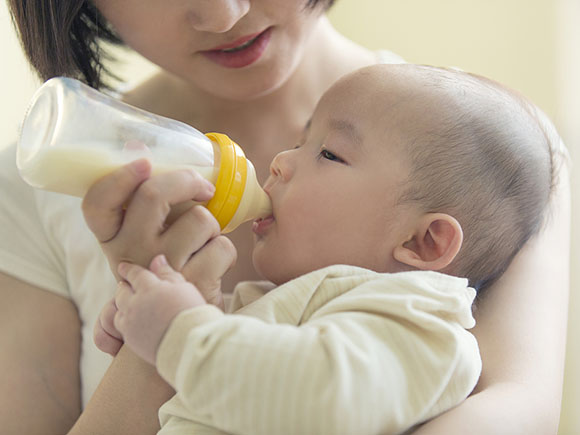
[268,150,295,182]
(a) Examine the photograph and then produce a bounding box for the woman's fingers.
[182,235,237,284]
[118,262,165,292]
[82,159,152,243]
[83,165,218,280]
[122,169,215,239]
[182,235,237,309]
[161,205,221,270]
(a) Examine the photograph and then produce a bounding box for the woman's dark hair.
[308,0,335,8]
[7,1,123,89]
[8,0,335,90]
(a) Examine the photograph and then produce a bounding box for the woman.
[0,1,570,434]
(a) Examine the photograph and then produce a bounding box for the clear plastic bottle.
[17,77,271,233]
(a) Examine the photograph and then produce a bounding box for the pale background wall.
[1,0,578,432]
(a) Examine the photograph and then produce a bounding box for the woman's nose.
[269,150,295,182]
[189,0,250,33]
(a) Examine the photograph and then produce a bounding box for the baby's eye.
[318,148,345,163]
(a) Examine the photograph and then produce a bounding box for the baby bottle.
[17,77,271,233]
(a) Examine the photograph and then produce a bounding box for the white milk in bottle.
[17,77,271,233]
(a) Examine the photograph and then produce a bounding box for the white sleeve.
[0,143,68,296]
[156,277,481,435]
[159,413,229,435]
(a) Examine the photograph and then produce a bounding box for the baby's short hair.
[394,66,556,292]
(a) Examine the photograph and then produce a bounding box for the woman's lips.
[208,31,264,51]
[252,214,275,236]
[201,27,272,68]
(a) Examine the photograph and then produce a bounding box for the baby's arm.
[113,255,207,365]
[153,274,481,435]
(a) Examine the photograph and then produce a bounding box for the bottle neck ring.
[205,132,247,231]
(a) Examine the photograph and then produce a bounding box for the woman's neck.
[123,17,376,148]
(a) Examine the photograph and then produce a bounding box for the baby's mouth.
[252,214,275,235]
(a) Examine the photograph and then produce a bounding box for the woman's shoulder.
[375,50,406,65]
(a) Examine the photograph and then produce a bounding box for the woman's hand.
[82,159,237,309]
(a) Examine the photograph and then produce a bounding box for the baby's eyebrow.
[328,118,363,147]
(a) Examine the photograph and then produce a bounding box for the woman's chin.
[191,57,298,102]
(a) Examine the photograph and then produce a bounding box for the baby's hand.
[114,254,207,365]
[94,297,124,356]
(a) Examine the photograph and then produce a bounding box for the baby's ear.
[393,213,463,271]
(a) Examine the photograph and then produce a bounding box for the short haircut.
[7,1,122,89]
[307,0,336,8]
[7,0,334,90]
[393,66,555,292]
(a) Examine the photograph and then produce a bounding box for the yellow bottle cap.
[205,132,247,231]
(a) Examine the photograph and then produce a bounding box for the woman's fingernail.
[187,170,215,194]
[129,158,150,176]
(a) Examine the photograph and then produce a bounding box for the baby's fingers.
[94,323,123,356]
[118,261,159,290]
[100,298,123,340]
[114,280,134,314]
[94,299,124,356]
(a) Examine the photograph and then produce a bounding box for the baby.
[105,64,554,435]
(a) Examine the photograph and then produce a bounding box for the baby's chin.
[252,253,297,285]
[252,262,288,286]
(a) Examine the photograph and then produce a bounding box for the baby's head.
[252,64,554,291]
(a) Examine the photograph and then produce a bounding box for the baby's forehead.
[331,65,503,128]
[326,66,430,115]
[335,64,467,103]
[341,64,414,92]
[322,67,438,129]
[332,66,398,97]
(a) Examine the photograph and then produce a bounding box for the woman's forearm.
[412,383,560,435]
[69,346,175,435]
[0,274,82,435]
